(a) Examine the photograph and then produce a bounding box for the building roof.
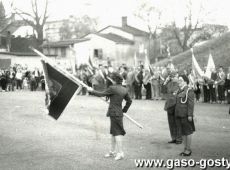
[42,38,90,48]
[95,33,134,44]
[0,20,27,36]
[99,25,149,37]
[0,51,57,57]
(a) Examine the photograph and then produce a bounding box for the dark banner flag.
[41,60,79,120]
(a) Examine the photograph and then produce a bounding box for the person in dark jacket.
[209,68,218,103]
[216,66,226,103]
[175,75,195,156]
[164,71,182,144]
[134,65,143,99]
[225,67,230,104]
[87,72,132,161]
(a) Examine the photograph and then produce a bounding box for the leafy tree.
[59,15,98,40]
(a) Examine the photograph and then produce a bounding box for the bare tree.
[134,0,161,39]
[169,0,203,51]
[134,0,162,61]
[14,0,49,47]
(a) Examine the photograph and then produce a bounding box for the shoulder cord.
[181,88,191,104]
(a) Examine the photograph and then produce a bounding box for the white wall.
[99,27,134,40]
[0,53,56,70]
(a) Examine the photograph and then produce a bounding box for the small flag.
[134,52,137,68]
[144,50,150,71]
[191,48,204,78]
[69,46,77,75]
[204,52,215,79]
[166,44,171,57]
[41,60,80,120]
[144,50,154,76]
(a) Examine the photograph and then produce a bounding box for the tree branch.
[42,0,48,26]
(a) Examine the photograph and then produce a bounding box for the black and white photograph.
[0,0,230,169]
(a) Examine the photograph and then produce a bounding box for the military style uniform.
[175,86,195,136]
[225,72,230,104]
[90,84,132,136]
[164,79,182,142]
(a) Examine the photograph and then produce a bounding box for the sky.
[2,0,230,30]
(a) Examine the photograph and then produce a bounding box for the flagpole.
[30,47,143,129]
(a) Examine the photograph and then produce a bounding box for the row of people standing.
[200,66,230,104]
[0,66,45,92]
[75,63,230,105]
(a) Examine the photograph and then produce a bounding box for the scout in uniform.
[87,72,132,160]
[175,75,195,156]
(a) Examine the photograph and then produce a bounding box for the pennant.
[69,45,77,74]
[204,53,215,79]
[41,60,80,120]
[166,44,171,57]
[134,52,137,68]
[143,50,155,76]
[144,50,150,71]
[191,48,204,78]
[88,55,94,70]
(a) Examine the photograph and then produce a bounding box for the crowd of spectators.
[0,64,45,92]
[76,62,230,105]
[1,61,230,105]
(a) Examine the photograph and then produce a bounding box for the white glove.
[87,87,93,92]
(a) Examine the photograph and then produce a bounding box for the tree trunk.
[35,26,43,51]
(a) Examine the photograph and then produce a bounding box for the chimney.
[122,16,127,27]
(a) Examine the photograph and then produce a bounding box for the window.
[94,49,103,59]
[61,47,66,57]
[55,48,58,55]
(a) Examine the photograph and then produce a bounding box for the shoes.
[104,151,116,158]
[114,152,124,161]
[179,150,192,156]
[175,141,182,144]
[168,140,176,144]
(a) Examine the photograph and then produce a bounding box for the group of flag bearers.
[31,47,229,161]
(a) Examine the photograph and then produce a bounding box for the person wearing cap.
[175,75,195,156]
[87,72,132,160]
[164,71,182,144]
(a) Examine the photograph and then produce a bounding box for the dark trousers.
[195,93,200,101]
[144,83,152,99]
[218,85,225,102]
[35,77,40,89]
[41,82,45,91]
[0,79,7,90]
[209,84,216,102]
[203,85,210,102]
[30,80,36,91]
[227,90,230,104]
[134,83,142,99]
[167,107,182,142]
[16,79,22,89]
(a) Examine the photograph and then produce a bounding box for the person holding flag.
[87,72,132,161]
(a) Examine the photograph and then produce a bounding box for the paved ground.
[0,91,230,170]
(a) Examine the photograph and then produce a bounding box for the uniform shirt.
[164,80,179,111]
[90,85,132,117]
[175,86,195,118]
